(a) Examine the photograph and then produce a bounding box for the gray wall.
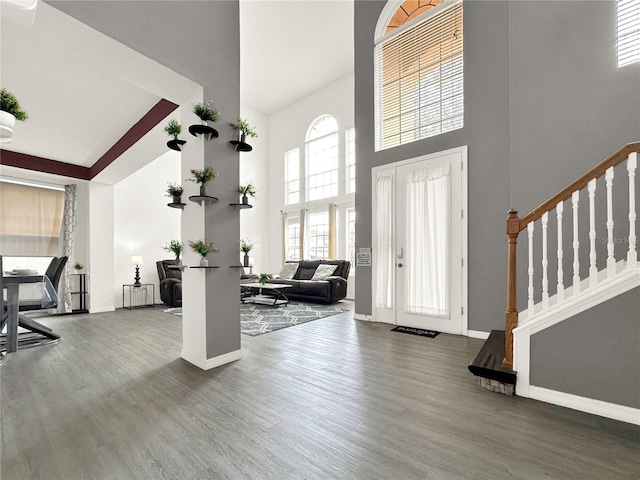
[354,0,639,332]
[51,0,242,359]
[531,287,640,409]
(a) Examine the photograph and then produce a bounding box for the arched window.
[374,0,463,151]
[305,115,339,201]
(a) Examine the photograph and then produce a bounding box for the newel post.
[503,209,520,369]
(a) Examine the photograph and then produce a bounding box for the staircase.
[469,142,639,424]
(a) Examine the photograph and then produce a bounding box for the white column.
[627,153,637,267]
[588,179,598,287]
[556,201,564,302]
[88,182,115,313]
[571,191,580,294]
[605,167,616,276]
[541,212,549,309]
[527,222,535,312]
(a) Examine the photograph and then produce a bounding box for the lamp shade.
[131,255,144,266]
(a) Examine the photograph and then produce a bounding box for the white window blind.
[375,1,463,151]
[618,0,640,67]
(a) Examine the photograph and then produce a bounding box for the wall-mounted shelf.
[167,265,187,271]
[229,265,245,268]
[189,266,219,269]
[189,195,219,205]
[167,139,186,151]
[229,140,253,152]
[189,124,218,140]
[167,202,186,210]
[229,203,253,209]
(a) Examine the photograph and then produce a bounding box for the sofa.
[267,259,350,304]
[157,260,182,307]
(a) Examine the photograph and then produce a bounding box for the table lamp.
[131,255,143,287]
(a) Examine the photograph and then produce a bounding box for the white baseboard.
[181,348,243,370]
[467,330,490,339]
[89,306,115,314]
[529,386,640,425]
[353,313,373,322]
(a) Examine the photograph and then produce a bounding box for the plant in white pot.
[165,119,186,151]
[0,88,28,143]
[187,239,218,267]
[190,101,220,140]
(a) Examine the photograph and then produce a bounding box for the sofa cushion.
[165,268,182,280]
[278,262,299,280]
[294,260,321,280]
[311,264,337,280]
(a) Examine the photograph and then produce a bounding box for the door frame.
[371,145,468,335]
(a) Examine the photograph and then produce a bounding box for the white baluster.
[527,222,535,312]
[628,153,637,267]
[589,179,598,287]
[606,167,616,277]
[556,201,564,302]
[542,212,549,308]
[572,191,580,295]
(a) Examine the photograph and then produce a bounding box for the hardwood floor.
[1,303,638,479]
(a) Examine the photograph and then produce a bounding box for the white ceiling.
[0,0,354,181]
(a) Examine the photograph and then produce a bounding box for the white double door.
[373,147,467,335]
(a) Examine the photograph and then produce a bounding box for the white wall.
[238,104,269,275]
[113,150,181,307]
[265,74,355,297]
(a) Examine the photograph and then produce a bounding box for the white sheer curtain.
[56,184,77,314]
[299,208,308,259]
[405,164,450,317]
[281,211,288,264]
[328,203,337,259]
[374,174,394,309]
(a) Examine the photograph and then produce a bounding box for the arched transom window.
[375,0,463,151]
[306,115,339,201]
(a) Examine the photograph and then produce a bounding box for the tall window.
[346,128,356,194]
[306,115,339,201]
[286,216,301,260]
[346,208,356,268]
[0,181,64,255]
[374,0,463,151]
[308,211,329,259]
[284,148,300,205]
[618,0,640,67]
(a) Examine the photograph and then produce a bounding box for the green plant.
[240,238,255,253]
[192,101,220,122]
[165,182,184,197]
[258,273,269,285]
[0,88,28,121]
[163,240,183,258]
[188,166,218,185]
[238,184,257,197]
[230,118,258,138]
[73,263,84,271]
[164,119,182,138]
[187,239,218,257]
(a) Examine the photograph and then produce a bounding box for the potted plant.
[163,239,183,264]
[165,182,184,204]
[240,238,255,267]
[238,183,257,204]
[0,88,28,143]
[165,119,186,151]
[73,263,84,272]
[190,101,220,140]
[188,166,218,196]
[258,273,270,285]
[229,118,257,152]
[187,239,218,267]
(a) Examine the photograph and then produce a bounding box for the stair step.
[468,330,517,385]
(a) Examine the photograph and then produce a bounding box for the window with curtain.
[284,148,300,205]
[346,208,356,270]
[308,211,329,260]
[618,0,640,67]
[0,181,65,255]
[306,115,339,201]
[346,128,356,194]
[286,216,301,260]
[374,0,463,151]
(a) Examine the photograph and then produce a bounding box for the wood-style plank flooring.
[1,302,639,479]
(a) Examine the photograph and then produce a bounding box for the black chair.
[1,256,67,350]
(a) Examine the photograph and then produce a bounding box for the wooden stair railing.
[503,142,640,369]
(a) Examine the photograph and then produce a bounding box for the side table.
[122,284,155,309]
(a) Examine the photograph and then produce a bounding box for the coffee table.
[241,283,292,307]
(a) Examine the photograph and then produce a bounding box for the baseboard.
[467,330,490,339]
[181,348,243,370]
[529,386,640,425]
[89,306,115,314]
[353,313,373,322]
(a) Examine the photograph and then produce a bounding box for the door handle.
[397,263,403,268]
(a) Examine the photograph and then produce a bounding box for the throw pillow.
[311,264,338,280]
[279,262,299,280]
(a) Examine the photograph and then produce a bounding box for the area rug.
[391,325,441,338]
[163,303,349,336]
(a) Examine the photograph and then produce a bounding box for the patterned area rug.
[240,302,348,336]
[163,303,349,336]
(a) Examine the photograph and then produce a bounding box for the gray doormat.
[391,325,441,338]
